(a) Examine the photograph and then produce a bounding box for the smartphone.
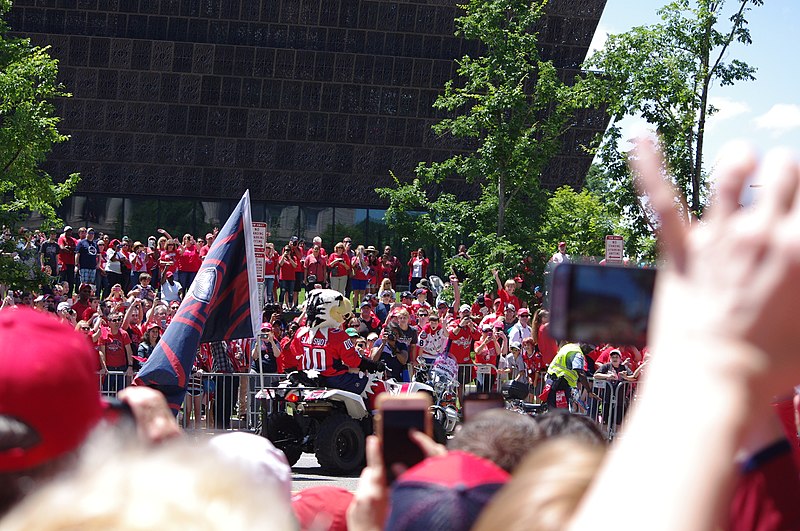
[549,263,656,347]
[462,392,505,422]
[376,393,432,483]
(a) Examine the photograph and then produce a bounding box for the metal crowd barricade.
[588,379,639,441]
[177,371,286,432]
[98,370,131,398]
[97,370,287,432]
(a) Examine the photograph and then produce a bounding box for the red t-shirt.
[447,324,480,364]
[497,289,523,315]
[264,253,278,277]
[524,350,545,372]
[72,299,91,321]
[474,342,499,375]
[351,256,369,281]
[103,328,132,367]
[177,244,202,273]
[537,323,558,365]
[279,256,296,281]
[304,254,326,281]
[160,250,178,274]
[293,246,305,274]
[145,248,158,271]
[368,261,383,284]
[278,336,297,373]
[199,244,211,258]
[327,252,349,277]
[57,235,77,266]
[126,323,143,346]
[727,445,800,530]
[291,327,362,377]
[80,306,96,322]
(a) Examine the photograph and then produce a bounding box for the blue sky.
[587,1,800,169]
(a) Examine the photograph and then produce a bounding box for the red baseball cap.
[292,486,353,531]
[0,308,105,472]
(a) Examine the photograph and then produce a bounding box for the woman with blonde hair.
[327,242,351,295]
[378,277,396,300]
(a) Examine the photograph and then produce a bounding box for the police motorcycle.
[412,354,460,439]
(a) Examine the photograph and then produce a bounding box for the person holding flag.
[133,191,262,415]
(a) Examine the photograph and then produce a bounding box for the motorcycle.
[413,355,460,439]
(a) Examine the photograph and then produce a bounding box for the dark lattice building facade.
[8,0,607,244]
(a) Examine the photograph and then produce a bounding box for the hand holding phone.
[377,393,433,483]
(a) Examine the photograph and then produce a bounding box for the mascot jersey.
[291,326,363,377]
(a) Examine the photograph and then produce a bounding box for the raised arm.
[570,142,800,531]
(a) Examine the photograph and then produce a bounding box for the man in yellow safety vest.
[545,342,593,409]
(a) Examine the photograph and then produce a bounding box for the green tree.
[414,0,580,237]
[583,0,762,217]
[536,186,616,259]
[0,0,78,290]
[378,0,584,300]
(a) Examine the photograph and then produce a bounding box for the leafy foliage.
[0,0,77,289]
[0,0,78,227]
[377,0,588,301]
[413,0,581,237]
[582,0,762,218]
[536,186,616,259]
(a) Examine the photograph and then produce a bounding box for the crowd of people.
[3,143,800,530]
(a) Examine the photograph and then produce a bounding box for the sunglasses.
[429,317,440,321]
[80,327,91,331]
[417,313,428,317]
[110,318,122,323]
[356,343,366,347]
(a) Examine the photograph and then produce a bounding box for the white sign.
[605,235,624,264]
[254,251,266,283]
[253,222,268,252]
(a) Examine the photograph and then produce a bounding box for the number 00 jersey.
[291,326,363,377]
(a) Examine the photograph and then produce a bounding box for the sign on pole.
[252,222,268,253]
[604,235,624,264]
[252,222,268,312]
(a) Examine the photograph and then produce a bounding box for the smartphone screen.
[550,263,656,347]
[462,393,505,422]
[379,395,431,483]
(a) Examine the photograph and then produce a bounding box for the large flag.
[133,191,260,413]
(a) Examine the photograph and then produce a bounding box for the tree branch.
[709,0,751,78]
[1,146,23,176]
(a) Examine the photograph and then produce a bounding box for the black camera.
[386,332,396,341]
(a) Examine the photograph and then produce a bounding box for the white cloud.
[753,104,800,137]
[706,97,750,130]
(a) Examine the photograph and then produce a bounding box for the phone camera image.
[382,409,426,483]
[550,263,656,347]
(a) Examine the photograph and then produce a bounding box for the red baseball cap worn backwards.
[0,308,105,472]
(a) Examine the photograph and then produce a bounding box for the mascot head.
[304,289,353,331]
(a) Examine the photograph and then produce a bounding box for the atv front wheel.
[315,414,365,474]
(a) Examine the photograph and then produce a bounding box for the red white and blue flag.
[133,191,260,413]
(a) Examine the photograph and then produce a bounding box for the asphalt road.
[291,453,360,492]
